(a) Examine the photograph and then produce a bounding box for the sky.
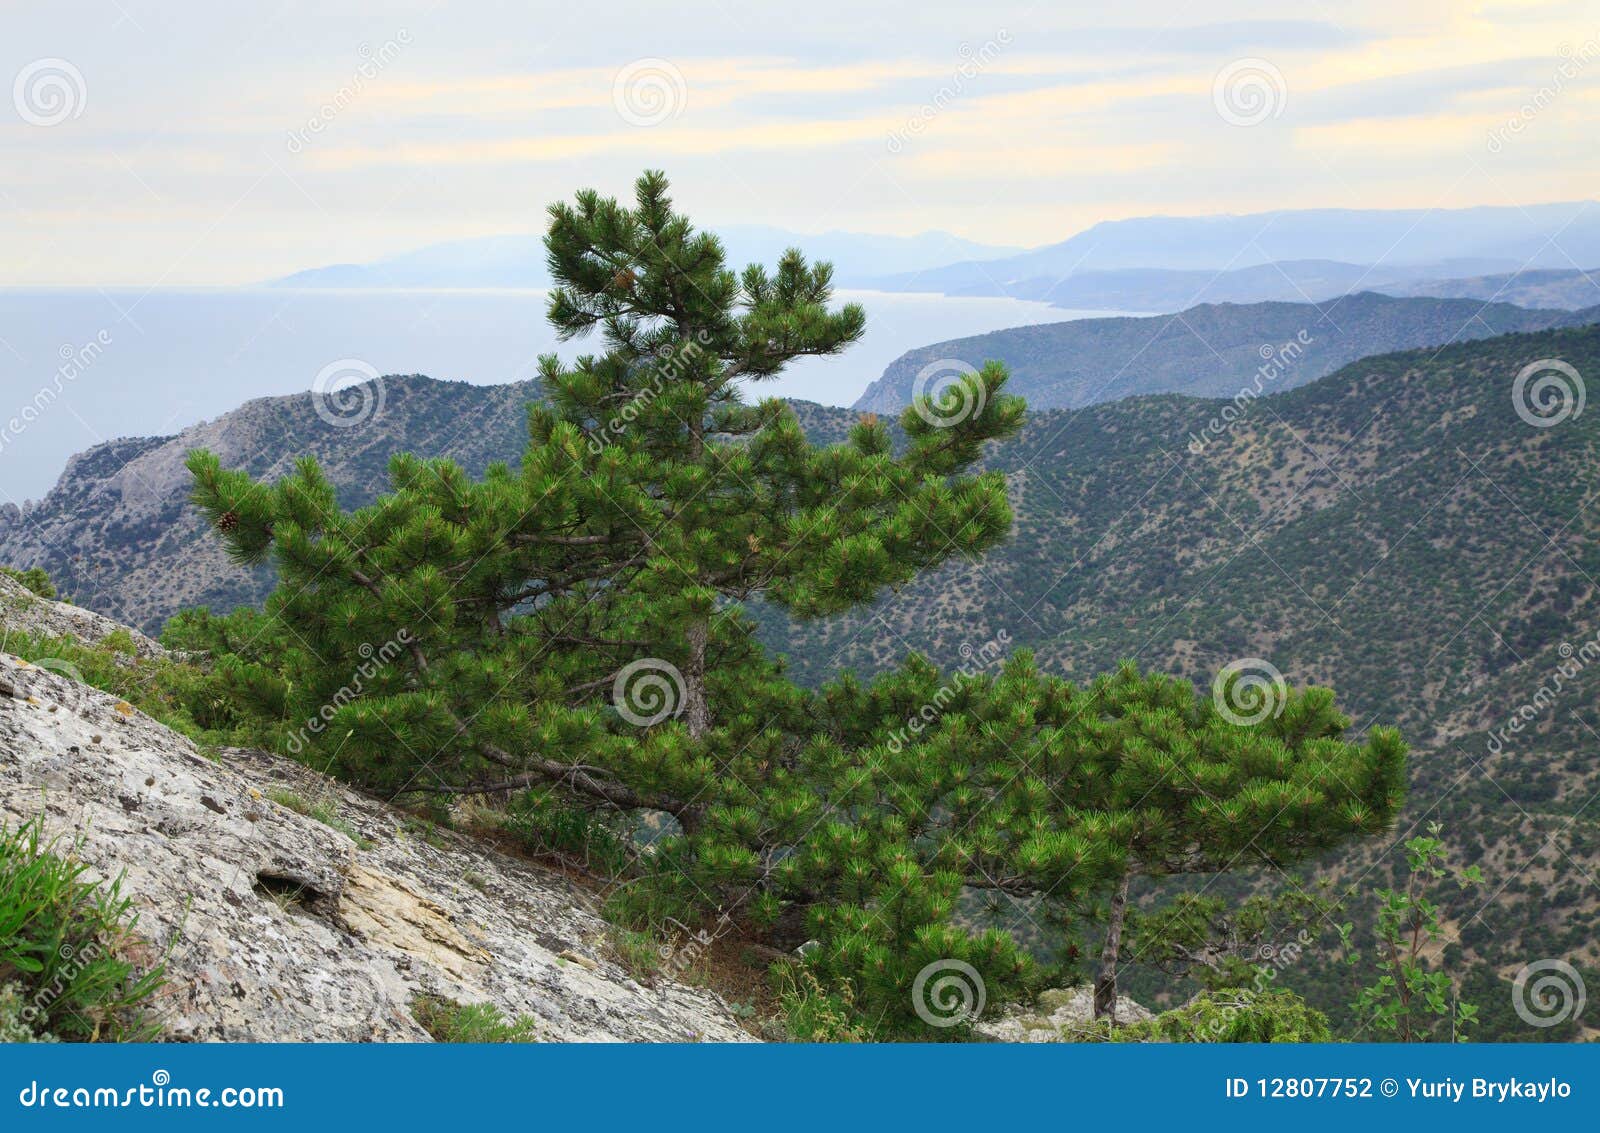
[2,0,1597,285]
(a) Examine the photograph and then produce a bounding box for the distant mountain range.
[863,200,1600,294]
[272,201,1600,320]
[854,292,1600,413]
[271,226,1022,290]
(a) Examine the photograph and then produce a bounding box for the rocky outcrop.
[0,652,754,1042]
[0,572,167,658]
[973,985,1153,1043]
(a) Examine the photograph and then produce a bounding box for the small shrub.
[499,791,631,877]
[0,816,165,1041]
[411,995,538,1042]
[774,966,869,1043]
[1108,988,1333,1044]
[611,928,665,983]
[0,567,56,600]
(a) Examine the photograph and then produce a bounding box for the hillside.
[7,326,1600,1036]
[853,293,1595,413]
[0,377,541,632]
[0,627,753,1041]
[772,323,1600,1034]
[1395,266,1600,309]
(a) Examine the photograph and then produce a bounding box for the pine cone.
[611,267,637,291]
[216,510,239,533]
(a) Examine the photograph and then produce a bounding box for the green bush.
[0,567,56,600]
[1113,989,1332,1043]
[411,995,538,1042]
[0,816,166,1041]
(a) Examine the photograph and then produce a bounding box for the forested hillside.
[853,293,1595,414]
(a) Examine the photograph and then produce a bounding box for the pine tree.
[184,171,1403,1037]
[1079,663,1406,1019]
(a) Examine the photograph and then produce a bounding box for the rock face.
[973,985,1154,1043]
[0,572,167,658]
[0,653,754,1042]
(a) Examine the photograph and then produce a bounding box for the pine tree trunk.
[684,616,710,740]
[1094,869,1132,1022]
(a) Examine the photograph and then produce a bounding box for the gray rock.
[973,985,1153,1043]
[0,572,167,659]
[0,653,754,1042]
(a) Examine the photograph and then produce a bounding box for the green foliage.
[182,170,1399,1038]
[1129,884,1342,992]
[1,567,57,600]
[1099,988,1332,1043]
[0,626,272,748]
[774,965,869,1043]
[1340,823,1481,1042]
[411,995,538,1042]
[0,815,166,1041]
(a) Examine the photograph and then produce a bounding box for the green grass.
[0,815,166,1041]
[265,789,371,849]
[411,995,538,1042]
